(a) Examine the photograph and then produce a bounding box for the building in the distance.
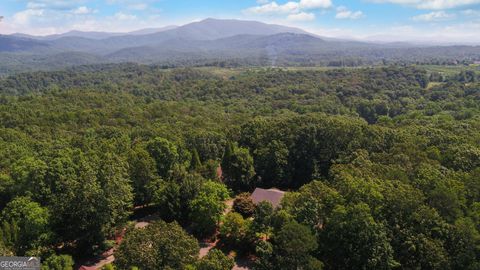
[251,188,286,208]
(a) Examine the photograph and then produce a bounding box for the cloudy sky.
[0,0,480,43]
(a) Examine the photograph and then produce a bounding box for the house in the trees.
[251,188,285,208]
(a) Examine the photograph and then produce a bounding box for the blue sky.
[1,0,480,42]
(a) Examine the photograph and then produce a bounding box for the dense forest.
[0,64,479,269]
[1,45,480,76]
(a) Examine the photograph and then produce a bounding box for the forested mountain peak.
[171,18,310,40]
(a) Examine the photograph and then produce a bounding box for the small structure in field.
[251,188,285,208]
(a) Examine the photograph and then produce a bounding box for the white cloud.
[1,5,162,35]
[244,2,301,15]
[287,12,316,21]
[244,0,332,21]
[462,9,480,16]
[370,0,480,10]
[12,9,45,25]
[27,2,47,9]
[72,6,96,15]
[299,0,332,9]
[245,0,333,15]
[114,12,137,21]
[335,6,364,19]
[127,3,148,10]
[412,11,455,21]
[106,0,159,9]
[22,0,87,10]
[345,21,480,44]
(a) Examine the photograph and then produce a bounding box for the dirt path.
[84,253,115,270]
[202,199,252,270]
[78,215,156,270]
[199,239,219,258]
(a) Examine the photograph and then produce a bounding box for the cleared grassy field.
[190,64,478,80]
[426,82,443,89]
[417,64,480,76]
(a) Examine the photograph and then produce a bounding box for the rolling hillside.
[1,18,480,74]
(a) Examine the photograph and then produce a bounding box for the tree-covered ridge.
[0,64,478,125]
[0,65,478,269]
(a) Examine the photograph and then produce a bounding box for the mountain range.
[1,18,479,74]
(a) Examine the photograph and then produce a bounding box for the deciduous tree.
[116,221,199,270]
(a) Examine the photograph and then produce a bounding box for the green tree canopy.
[272,221,320,269]
[147,137,180,178]
[220,212,250,248]
[319,203,397,270]
[232,193,256,218]
[128,144,158,205]
[41,254,74,270]
[221,142,256,192]
[196,249,234,270]
[115,221,199,270]
[0,196,51,255]
[189,181,230,236]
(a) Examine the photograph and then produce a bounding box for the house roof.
[251,188,285,208]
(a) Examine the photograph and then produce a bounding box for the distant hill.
[127,26,179,35]
[5,19,309,55]
[0,51,103,75]
[14,25,179,40]
[0,35,51,52]
[70,18,311,53]
[160,18,308,40]
[45,31,123,40]
[1,18,480,74]
[12,31,121,40]
[107,33,330,62]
